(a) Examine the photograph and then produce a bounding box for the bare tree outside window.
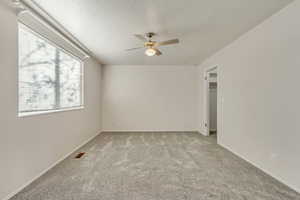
[18,23,83,114]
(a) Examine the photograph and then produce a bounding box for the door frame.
[203,65,218,136]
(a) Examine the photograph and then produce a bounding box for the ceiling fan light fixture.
[145,48,156,56]
[127,32,179,56]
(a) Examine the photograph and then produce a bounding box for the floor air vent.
[75,152,85,159]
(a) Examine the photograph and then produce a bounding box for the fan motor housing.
[144,41,155,47]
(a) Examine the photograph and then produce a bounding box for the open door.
[203,66,218,136]
[203,72,210,136]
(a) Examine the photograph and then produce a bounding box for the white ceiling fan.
[126,32,179,56]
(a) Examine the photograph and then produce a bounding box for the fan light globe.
[145,48,156,56]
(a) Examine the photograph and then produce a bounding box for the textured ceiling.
[31,0,293,65]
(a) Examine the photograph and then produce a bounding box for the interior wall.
[198,0,300,192]
[102,65,198,132]
[0,2,102,200]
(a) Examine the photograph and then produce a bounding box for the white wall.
[198,0,300,192]
[102,65,198,131]
[0,2,102,199]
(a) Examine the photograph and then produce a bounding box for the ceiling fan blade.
[155,49,162,56]
[156,39,179,46]
[134,34,147,42]
[125,47,144,51]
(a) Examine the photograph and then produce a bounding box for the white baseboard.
[3,131,102,200]
[101,130,199,133]
[219,141,300,194]
[198,128,209,136]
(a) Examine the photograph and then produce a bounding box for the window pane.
[19,25,56,112]
[18,23,83,114]
[59,51,82,108]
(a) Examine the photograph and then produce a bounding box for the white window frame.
[18,22,84,117]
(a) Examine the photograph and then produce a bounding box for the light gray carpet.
[10,132,300,200]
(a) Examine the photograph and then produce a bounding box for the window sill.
[18,106,84,118]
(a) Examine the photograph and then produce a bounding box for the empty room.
[1,0,300,199]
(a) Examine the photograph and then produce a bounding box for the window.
[18,23,83,116]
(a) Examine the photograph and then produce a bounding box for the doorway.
[203,66,218,137]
